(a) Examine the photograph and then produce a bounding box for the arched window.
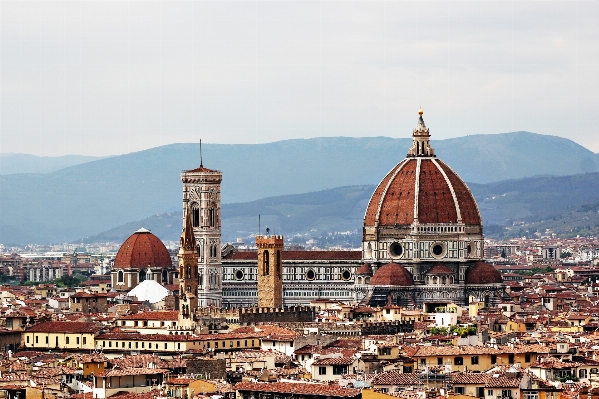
[191,203,200,227]
[117,270,124,284]
[263,251,270,275]
[139,270,146,282]
[162,269,168,283]
[186,266,191,279]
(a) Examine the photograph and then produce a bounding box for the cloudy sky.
[1,1,598,156]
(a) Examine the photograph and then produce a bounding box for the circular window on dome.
[341,270,351,281]
[306,269,316,281]
[235,269,244,280]
[389,242,404,258]
[430,242,446,258]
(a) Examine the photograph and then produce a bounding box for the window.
[83,337,87,345]
[27,336,30,344]
[491,355,497,364]
[471,356,479,365]
[380,348,391,356]
[421,358,426,366]
[508,354,514,364]
[501,390,512,398]
[45,336,48,344]
[580,369,588,379]
[66,337,70,344]
[437,357,443,365]
[215,342,219,348]
[319,366,327,375]
[454,357,464,365]
[523,393,538,399]
[488,390,494,397]
[525,354,531,363]
[333,365,348,375]
[117,270,124,283]
[263,251,270,275]
[455,387,465,394]
[76,337,80,345]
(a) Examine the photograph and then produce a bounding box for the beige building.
[22,321,102,350]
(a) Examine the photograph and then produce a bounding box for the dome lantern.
[407,107,435,157]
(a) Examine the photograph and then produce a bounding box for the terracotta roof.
[118,311,178,321]
[26,321,103,334]
[96,367,168,377]
[427,264,454,275]
[183,165,220,174]
[372,371,421,386]
[312,356,355,365]
[465,261,504,285]
[370,262,414,286]
[355,263,373,276]
[114,229,172,269]
[234,382,361,398]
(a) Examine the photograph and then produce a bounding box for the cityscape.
[1,2,599,399]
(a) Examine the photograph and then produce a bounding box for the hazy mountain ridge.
[1,132,598,244]
[0,154,105,175]
[82,172,599,245]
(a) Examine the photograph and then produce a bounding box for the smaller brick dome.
[427,264,454,275]
[114,228,172,269]
[370,262,414,286]
[355,263,373,276]
[465,261,503,284]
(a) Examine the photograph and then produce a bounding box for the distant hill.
[82,172,599,246]
[0,154,104,174]
[2,132,598,244]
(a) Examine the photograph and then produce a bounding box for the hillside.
[0,154,104,174]
[1,132,598,244]
[82,172,599,246]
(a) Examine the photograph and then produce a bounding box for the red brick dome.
[364,157,481,228]
[114,228,172,269]
[465,261,503,284]
[370,262,414,286]
[355,263,373,276]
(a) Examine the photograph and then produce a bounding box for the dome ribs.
[378,160,417,226]
[364,160,407,225]
[417,159,457,224]
[436,160,482,225]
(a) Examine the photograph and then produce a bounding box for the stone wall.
[186,358,226,379]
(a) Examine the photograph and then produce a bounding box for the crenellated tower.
[181,155,223,307]
[256,235,284,308]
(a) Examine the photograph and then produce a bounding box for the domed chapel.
[359,109,506,310]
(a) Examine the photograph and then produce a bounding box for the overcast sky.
[1,1,598,156]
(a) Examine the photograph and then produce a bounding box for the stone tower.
[181,159,223,307]
[178,207,198,327]
[256,235,284,308]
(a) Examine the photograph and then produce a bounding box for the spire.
[180,207,196,250]
[407,107,435,157]
[200,139,203,168]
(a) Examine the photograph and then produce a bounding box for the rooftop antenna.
[200,139,203,167]
[258,214,261,237]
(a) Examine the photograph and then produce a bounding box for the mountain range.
[1,132,598,244]
[83,172,599,245]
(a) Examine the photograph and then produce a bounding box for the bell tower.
[181,150,223,307]
[178,207,198,327]
[256,234,284,308]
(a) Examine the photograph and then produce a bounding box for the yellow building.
[22,321,102,350]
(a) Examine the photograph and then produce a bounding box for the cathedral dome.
[364,158,481,228]
[364,109,481,230]
[370,262,414,286]
[464,261,503,284]
[114,228,172,269]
